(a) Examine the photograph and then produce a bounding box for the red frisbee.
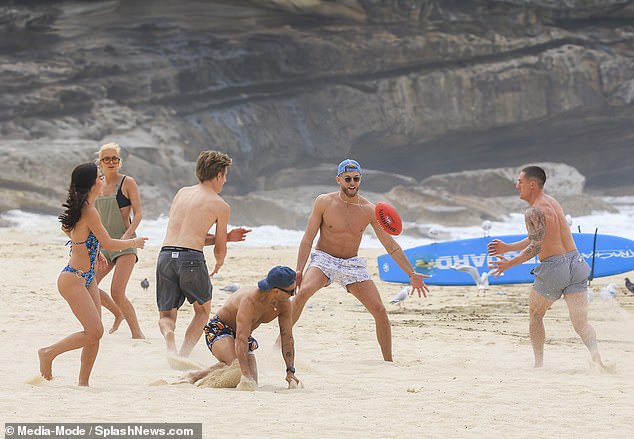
[375,202,402,236]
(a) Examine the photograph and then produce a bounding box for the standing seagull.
[390,286,411,308]
[451,265,494,296]
[140,278,150,292]
[220,283,241,293]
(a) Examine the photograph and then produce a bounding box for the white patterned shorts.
[307,249,371,288]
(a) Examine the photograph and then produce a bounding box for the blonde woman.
[39,162,147,386]
[95,143,145,338]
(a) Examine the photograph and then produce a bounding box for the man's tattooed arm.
[520,207,545,261]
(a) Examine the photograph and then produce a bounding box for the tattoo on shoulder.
[524,207,545,258]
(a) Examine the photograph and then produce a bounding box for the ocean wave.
[2,205,633,249]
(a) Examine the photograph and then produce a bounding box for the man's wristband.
[286,366,295,374]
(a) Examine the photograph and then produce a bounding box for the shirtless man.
[292,159,429,362]
[156,150,250,361]
[180,266,299,390]
[488,166,606,369]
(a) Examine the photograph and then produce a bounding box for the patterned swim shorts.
[307,249,371,288]
[204,315,258,352]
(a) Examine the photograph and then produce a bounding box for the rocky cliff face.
[1,0,632,221]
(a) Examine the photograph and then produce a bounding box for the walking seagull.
[390,286,411,308]
[451,265,495,296]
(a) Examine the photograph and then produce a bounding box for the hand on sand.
[287,379,304,389]
[236,375,257,391]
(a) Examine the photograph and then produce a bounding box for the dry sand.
[1,227,634,438]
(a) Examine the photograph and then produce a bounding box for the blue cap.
[337,159,362,176]
[258,266,296,291]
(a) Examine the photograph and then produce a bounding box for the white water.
[2,196,633,249]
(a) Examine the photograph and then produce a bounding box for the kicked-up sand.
[1,228,634,438]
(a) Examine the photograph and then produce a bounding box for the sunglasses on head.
[278,286,296,296]
[101,156,120,164]
[343,176,361,183]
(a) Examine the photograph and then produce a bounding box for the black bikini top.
[116,175,132,208]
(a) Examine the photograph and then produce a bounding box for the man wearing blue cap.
[291,159,428,361]
[179,266,300,390]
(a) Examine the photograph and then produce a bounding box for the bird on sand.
[220,283,240,293]
[624,278,634,295]
[599,283,617,302]
[140,278,149,292]
[390,286,411,308]
[451,265,495,296]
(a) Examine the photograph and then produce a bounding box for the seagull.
[220,283,240,293]
[565,214,573,227]
[451,264,494,296]
[599,283,617,302]
[390,286,411,308]
[625,278,634,295]
[481,220,492,237]
[140,278,149,292]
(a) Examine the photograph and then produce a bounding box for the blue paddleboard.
[378,233,634,285]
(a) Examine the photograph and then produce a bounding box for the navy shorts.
[156,246,212,311]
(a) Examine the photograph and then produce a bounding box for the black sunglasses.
[343,176,361,183]
[278,286,296,296]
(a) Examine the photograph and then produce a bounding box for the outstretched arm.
[84,206,147,250]
[371,216,429,298]
[489,207,545,276]
[205,227,252,246]
[278,304,299,387]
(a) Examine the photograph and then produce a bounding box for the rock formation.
[0,0,632,222]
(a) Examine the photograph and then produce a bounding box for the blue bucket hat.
[337,159,362,176]
[258,266,296,291]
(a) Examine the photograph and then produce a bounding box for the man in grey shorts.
[488,165,607,369]
[156,150,250,366]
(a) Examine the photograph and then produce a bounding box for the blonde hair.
[98,142,121,157]
[195,150,232,182]
[97,143,122,167]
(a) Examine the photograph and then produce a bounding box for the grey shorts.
[533,250,590,301]
[307,249,371,288]
[156,246,212,311]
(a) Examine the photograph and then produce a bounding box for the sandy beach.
[2,227,634,439]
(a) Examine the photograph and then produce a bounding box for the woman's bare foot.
[38,348,54,381]
[131,331,146,339]
[109,314,124,334]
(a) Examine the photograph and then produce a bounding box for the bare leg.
[565,291,605,368]
[100,289,124,334]
[529,290,554,368]
[110,254,145,338]
[178,336,239,384]
[96,262,124,334]
[40,274,104,384]
[178,362,228,384]
[348,280,393,362]
[159,309,178,354]
[78,283,102,386]
[179,300,211,357]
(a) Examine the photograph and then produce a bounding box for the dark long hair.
[59,162,98,231]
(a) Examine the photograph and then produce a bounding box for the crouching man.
[181,266,300,390]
